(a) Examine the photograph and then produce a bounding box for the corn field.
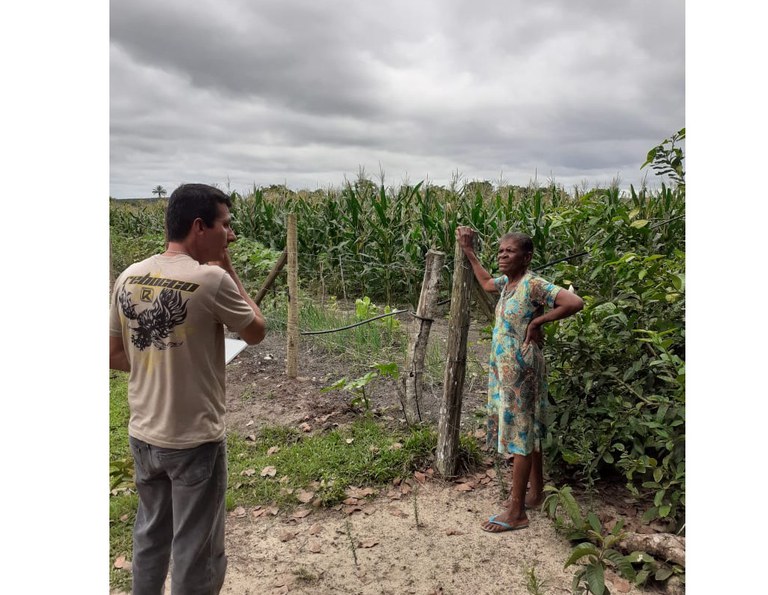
[109,134,685,530]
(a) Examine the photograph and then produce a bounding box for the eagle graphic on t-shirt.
[118,286,189,351]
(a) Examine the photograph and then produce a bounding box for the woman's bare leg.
[525,449,544,508]
[482,453,531,531]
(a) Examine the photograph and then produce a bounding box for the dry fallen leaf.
[296,490,315,503]
[343,497,360,505]
[474,428,485,439]
[445,528,465,536]
[345,438,354,444]
[267,446,280,456]
[455,483,473,492]
[119,514,129,522]
[252,508,267,518]
[613,576,632,593]
[291,508,312,519]
[278,529,299,542]
[267,506,280,515]
[486,468,497,479]
[414,471,427,484]
[345,486,376,499]
[113,555,129,569]
[389,442,403,450]
[343,505,363,515]
[389,507,408,518]
[357,539,379,549]
[246,434,257,441]
[241,468,256,477]
[260,466,277,477]
[400,484,413,495]
[232,506,246,517]
[308,523,323,535]
[299,422,312,432]
[307,539,323,553]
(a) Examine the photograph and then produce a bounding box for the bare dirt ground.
[112,318,669,595]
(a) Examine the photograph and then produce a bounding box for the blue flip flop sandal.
[481,514,529,533]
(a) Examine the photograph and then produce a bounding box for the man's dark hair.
[165,184,232,241]
[500,231,534,254]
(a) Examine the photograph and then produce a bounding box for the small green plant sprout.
[412,484,422,529]
[354,296,401,333]
[378,305,401,332]
[110,457,135,493]
[355,296,376,320]
[344,520,359,568]
[523,564,549,595]
[292,566,319,584]
[322,362,399,412]
[542,485,588,540]
[564,514,636,595]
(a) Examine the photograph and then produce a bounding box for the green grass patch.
[109,371,135,591]
[226,419,438,508]
[109,371,130,456]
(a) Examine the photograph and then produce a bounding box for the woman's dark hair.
[165,184,232,241]
[500,231,533,254]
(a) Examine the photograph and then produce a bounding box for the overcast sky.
[110,0,684,198]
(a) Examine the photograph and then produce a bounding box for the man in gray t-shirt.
[110,183,266,594]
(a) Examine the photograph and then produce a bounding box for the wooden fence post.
[436,237,475,477]
[403,249,445,424]
[286,214,298,378]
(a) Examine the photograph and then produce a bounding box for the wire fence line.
[297,249,591,336]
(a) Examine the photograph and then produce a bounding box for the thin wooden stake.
[286,214,298,378]
[404,249,445,424]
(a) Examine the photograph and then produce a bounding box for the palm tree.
[152,185,167,199]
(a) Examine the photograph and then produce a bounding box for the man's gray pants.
[128,436,228,595]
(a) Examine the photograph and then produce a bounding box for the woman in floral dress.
[456,226,583,532]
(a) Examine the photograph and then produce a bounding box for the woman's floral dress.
[487,271,561,455]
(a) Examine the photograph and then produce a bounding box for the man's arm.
[110,335,131,372]
[211,251,266,345]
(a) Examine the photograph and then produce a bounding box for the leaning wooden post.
[472,280,496,323]
[286,214,299,378]
[254,250,287,306]
[436,237,475,477]
[404,249,445,424]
